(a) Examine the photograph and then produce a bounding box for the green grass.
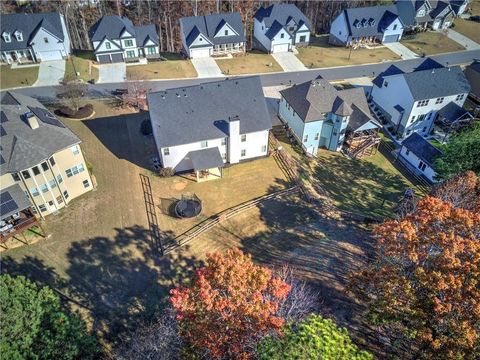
[215,51,283,75]
[401,31,465,55]
[0,65,39,89]
[429,139,447,151]
[64,51,98,83]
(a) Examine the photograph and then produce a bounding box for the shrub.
[158,167,175,177]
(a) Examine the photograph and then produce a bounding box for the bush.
[57,104,93,119]
[158,167,175,177]
[140,119,152,135]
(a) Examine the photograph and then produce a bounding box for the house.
[89,15,159,63]
[147,77,271,179]
[449,0,470,16]
[0,92,93,219]
[428,1,455,29]
[179,13,246,58]
[370,58,470,139]
[394,0,454,30]
[253,4,311,53]
[399,132,442,182]
[278,78,381,156]
[329,5,404,46]
[0,12,71,64]
[464,60,480,102]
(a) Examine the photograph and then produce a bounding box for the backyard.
[64,51,99,83]
[401,31,465,55]
[453,1,480,44]
[126,53,197,80]
[215,51,283,75]
[296,35,400,68]
[0,64,39,89]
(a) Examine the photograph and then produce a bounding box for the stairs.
[349,135,381,158]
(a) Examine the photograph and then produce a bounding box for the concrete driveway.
[444,29,480,50]
[191,57,224,78]
[98,63,127,83]
[34,60,66,86]
[272,52,307,72]
[384,42,418,60]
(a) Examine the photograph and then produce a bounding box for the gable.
[214,22,238,38]
[272,27,292,41]
[189,32,212,47]
[144,38,156,46]
[30,27,62,46]
[297,23,309,32]
[120,28,134,38]
[95,37,121,52]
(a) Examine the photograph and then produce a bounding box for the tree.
[349,197,480,359]
[170,249,291,359]
[430,170,480,212]
[257,314,373,360]
[434,122,480,180]
[0,274,99,360]
[60,74,88,112]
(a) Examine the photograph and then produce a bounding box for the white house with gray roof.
[179,13,246,58]
[89,15,159,63]
[0,12,71,64]
[370,58,471,139]
[329,5,404,46]
[395,0,457,31]
[253,4,311,53]
[147,77,271,176]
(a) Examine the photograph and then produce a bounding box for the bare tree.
[60,75,88,112]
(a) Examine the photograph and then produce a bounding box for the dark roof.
[280,78,376,131]
[187,148,224,171]
[450,0,468,15]
[414,57,444,71]
[465,61,480,98]
[264,20,288,40]
[402,132,442,166]
[254,4,311,30]
[147,77,271,148]
[90,16,159,46]
[180,13,246,47]
[0,92,80,175]
[0,12,65,51]
[372,64,405,87]
[437,102,472,121]
[429,0,452,19]
[395,0,417,27]
[1,184,32,221]
[343,5,401,38]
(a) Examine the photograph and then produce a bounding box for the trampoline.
[175,194,202,218]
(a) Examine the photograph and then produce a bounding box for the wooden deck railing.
[0,217,40,244]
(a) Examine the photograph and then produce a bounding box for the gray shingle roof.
[465,61,480,99]
[1,184,32,221]
[0,92,80,175]
[135,24,159,47]
[186,148,224,171]
[148,77,271,149]
[437,102,472,122]
[0,12,65,52]
[90,16,159,46]
[343,5,401,38]
[402,132,442,166]
[180,13,246,47]
[254,4,311,30]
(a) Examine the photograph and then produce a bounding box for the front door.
[10,51,17,61]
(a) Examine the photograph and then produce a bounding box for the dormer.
[353,20,361,28]
[361,18,367,27]
[14,30,23,42]
[368,18,375,26]
[2,32,11,43]
[214,20,238,38]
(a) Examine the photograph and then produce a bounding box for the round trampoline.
[175,195,202,218]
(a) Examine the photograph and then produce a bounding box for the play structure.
[175,194,202,218]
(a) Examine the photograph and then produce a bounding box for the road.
[7,49,480,102]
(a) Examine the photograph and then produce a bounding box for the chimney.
[25,112,39,130]
[228,115,240,164]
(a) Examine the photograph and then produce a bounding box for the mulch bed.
[55,104,94,119]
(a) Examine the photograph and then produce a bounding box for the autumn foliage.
[350,196,480,359]
[430,170,480,212]
[170,249,291,359]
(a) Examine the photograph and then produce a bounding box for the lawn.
[0,64,39,89]
[401,31,465,55]
[126,53,197,80]
[453,15,480,44]
[296,35,400,69]
[64,51,99,83]
[215,51,283,75]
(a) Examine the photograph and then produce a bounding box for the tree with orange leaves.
[349,196,480,359]
[170,249,291,360]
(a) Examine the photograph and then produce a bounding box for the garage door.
[383,34,400,43]
[190,47,211,58]
[98,55,111,64]
[111,53,124,63]
[38,50,63,61]
[272,43,290,53]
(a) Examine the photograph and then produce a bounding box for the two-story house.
[395,0,455,30]
[89,15,159,63]
[179,13,246,58]
[370,58,471,139]
[278,78,380,156]
[147,77,271,179]
[0,92,93,218]
[253,4,311,53]
[329,5,404,46]
[0,12,71,64]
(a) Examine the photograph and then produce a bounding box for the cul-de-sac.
[1,1,479,359]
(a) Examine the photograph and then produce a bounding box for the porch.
[185,147,224,182]
[344,128,381,158]
[1,49,36,65]
[212,42,246,56]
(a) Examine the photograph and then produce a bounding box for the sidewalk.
[444,29,480,50]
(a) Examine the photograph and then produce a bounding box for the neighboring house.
[464,60,480,102]
[449,0,470,16]
[395,0,454,30]
[429,1,455,29]
[399,132,442,182]
[0,12,71,64]
[179,13,246,58]
[90,15,159,63]
[253,4,311,53]
[0,92,93,218]
[329,5,404,46]
[370,58,470,139]
[278,78,381,156]
[147,77,271,178]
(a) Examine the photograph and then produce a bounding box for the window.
[41,162,49,171]
[241,134,246,142]
[56,196,63,204]
[393,24,398,30]
[105,42,111,49]
[221,138,226,146]
[224,30,229,36]
[261,145,267,152]
[417,99,429,107]
[66,169,73,178]
[31,187,40,197]
[71,145,80,155]
[11,173,20,182]
[49,179,57,189]
[78,163,85,173]
[435,97,444,104]
[289,26,295,32]
[222,153,227,160]
[48,200,54,207]
[422,126,427,133]
[39,204,47,212]
[32,166,40,176]
[40,184,48,193]
[201,141,208,148]
[22,170,31,179]
[147,47,156,54]
[455,94,465,101]
[124,39,133,47]
[57,174,63,184]
[15,32,23,41]
[280,33,284,39]
[82,179,90,188]
[418,9,425,16]
[163,148,170,155]
[126,50,135,58]
[314,133,319,140]
[339,31,342,35]
[241,149,246,157]
[418,161,427,171]
[63,190,69,199]
[49,156,55,166]
[410,115,416,122]
[303,134,308,142]
[384,81,388,87]
[406,149,410,156]
[44,37,49,44]
[417,114,426,122]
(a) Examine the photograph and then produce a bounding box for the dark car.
[470,15,480,22]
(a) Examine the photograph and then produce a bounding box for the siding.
[399,145,436,182]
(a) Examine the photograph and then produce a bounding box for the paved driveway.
[191,57,224,78]
[384,42,418,60]
[272,52,307,72]
[98,63,127,83]
[444,29,480,50]
[34,60,66,86]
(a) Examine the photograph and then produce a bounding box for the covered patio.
[186,147,224,182]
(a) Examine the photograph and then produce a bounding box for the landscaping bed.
[56,103,94,119]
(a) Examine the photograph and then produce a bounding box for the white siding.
[329,12,349,45]
[294,31,310,44]
[59,14,71,56]
[31,28,67,60]
[253,18,271,51]
[270,27,292,51]
[399,145,437,182]
[382,17,404,42]
[278,96,305,142]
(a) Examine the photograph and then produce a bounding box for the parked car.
[470,15,480,22]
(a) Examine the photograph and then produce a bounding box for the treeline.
[0,0,380,53]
